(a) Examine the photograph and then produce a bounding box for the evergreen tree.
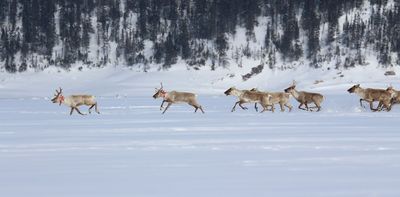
[9,0,17,28]
[240,0,261,39]
[137,0,148,39]
[39,0,56,56]
[301,0,320,61]
[215,32,229,67]
[280,1,300,61]
[177,19,191,60]
[163,33,178,68]
[0,0,7,24]
[192,0,210,39]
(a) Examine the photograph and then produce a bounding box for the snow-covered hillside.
[0,62,399,98]
[2,0,400,72]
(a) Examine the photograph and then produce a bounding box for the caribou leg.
[89,104,95,114]
[298,103,307,111]
[260,105,268,113]
[89,103,100,114]
[231,101,240,112]
[304,103,310,111]
[285,103,293,112]
[70,107,74,115]
[360,99,370,108]
[160,100,166,111]
[308,104,320,111]
[75,107,86,115]
[95,103,100,114]
[369,101,379,112]
[189,101,204,114]
[199,106,205,113]
[314,102,322,112]
[279,103,285,112]
[238,102,248,110]
[162,103,172,114]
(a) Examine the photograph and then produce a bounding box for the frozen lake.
[1,94,400,197]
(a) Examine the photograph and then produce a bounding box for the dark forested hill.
[0,0,399,72]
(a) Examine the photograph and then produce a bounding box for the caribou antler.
[55,87,63,96]
[155,83,164,91]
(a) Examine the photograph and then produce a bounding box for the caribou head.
[347,84,361,93]
[51,87,64,105]
[153,83,167,99]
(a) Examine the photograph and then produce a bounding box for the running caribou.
[347,84,392,112]
[375,86,400,111]
[153,83,205,114]
[250,88,293,112]
[51,88,100,115]
[284,82,324,112]
[224,87,274,112]
[386,86,400,105]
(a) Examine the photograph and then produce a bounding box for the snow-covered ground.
[1,94,400,196]
[1,67,400,196]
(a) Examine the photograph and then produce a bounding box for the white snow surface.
[1,67,400,196]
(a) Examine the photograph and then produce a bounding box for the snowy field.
[1,91,400,197]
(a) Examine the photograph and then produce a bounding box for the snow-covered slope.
[2,0,400,72]
[1,62,400,98]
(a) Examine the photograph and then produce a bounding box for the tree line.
[0,0,399,72]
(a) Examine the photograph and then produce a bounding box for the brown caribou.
[250,88,293,112]
[224,87,274,112]
[284,82,324,112]
[347,84,392,111]
[51,88,100,115]
[386,86,400,104]
[153,83,204,114]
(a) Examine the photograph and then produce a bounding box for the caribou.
[284,82,324,112]
[250,88,293,112]
[386,86,400,104]
[347,84,392,112]
[51,88,100,115]
[224,87,274,112]
[375,86,399,111]
[153,83,205,114]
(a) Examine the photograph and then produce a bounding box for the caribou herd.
[51,83,400,115]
